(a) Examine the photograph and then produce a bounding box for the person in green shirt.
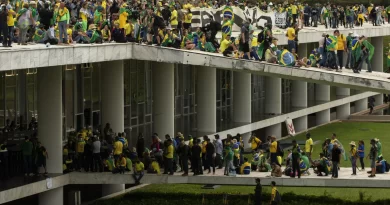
[386,5,390,24]
[21,136,33,176]
[291,140,301,178]
[224,146,234,176]
[345,32,354,68]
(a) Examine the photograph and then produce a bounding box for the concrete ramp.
[348,115,390,122]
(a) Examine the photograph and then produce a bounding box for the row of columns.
[37,38,384,203]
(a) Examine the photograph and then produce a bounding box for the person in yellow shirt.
[101,24,111,42]
[349,141,358,175]
[286,24,296,52]
[76,135,86,171]
[334,30,346,70]
[219,34,237,57]
[183,8,192,30]
[330,133,337,144]
[170,6,178,29]
[79,2,90,31]
[124,18,135,42]
[119,3,129,29]
[133,159,145,185]
[163,139,174,175]
[305,133,313,158]
[270,181,279,204]
[270,136,279,166]
[291,3,298,23]
[249,135,261,152]
[113,154,126,174]
[3,5,16,47]
[113,138,123,163]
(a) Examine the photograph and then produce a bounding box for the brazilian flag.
[278,49,295,66]
[222,6,234,20]
[352,39,361,63]
[326,35,337,51]
[362,40,375,61]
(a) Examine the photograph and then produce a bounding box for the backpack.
[154,15,165,28]
[277,142,284,158]
[274,190,282,203]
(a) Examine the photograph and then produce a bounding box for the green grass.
[277,121,390,167]
[134,184,390,201]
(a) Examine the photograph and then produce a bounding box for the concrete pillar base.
[39,187,63,205]
[293,116,308,133]
[316,109,330,125]
[355,98,368,113]
[336,103,351,120]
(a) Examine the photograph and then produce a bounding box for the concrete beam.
[0,44,389,94]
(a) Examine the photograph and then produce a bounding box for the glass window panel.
[131,118,138,126]
[92,66,100,110]
[131,127,138,147]
[124,106,130,127]
[84,78,91,109]
[0,74,4,127]
[5,87,15,122]
[145,115,151,123]
[76,114,83,131]
[76,67,83,114]
[138,68,145,102]
[138,103,144,124]
[92,111,100,129]
[124,65,131,105]
[27,84,35,123]
[65,70,75,131]
[5,73,16,86]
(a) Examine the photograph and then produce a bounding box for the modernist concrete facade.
[0,24,389,205]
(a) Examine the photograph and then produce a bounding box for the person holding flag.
[352,35,374,73]
[325,34,338,71]
[221,5,234,44]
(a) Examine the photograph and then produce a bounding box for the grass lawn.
[277,121,389,167]
[134,184,390,202]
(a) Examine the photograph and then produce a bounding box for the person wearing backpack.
[270,181,282,205]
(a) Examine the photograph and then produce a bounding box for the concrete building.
[0,25,389,205]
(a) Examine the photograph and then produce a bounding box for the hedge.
[92,192,390,205]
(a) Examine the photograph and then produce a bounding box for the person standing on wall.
[334,30,347,71]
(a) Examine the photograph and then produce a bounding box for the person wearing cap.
[345,32,354,69]
[161,3,171,27]
[367,139,377,177]
[349,141,358,175]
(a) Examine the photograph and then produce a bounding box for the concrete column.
[265,77,281,138]
[197,66,217,133]
[101,61,124,133]
[233,71,251,147]
[152,62,175,137]
[37,66,63,174]
[336,88,350,120]
[372,37,384,110]
[298,43,307,58]
[37,66,63,205]
[292,79,308,133]
[372,37,383,72]
[292,81,307,108]
[316,84,330,125]
[355,98,368,113]
[39,187,63,205]
[294,116,307,133]
[100,61,125,195]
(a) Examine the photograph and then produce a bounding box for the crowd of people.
[0,0,387,75]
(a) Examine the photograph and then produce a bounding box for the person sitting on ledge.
[133,159,145,185]
[271,163,282,177]
[240,157,251,175]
